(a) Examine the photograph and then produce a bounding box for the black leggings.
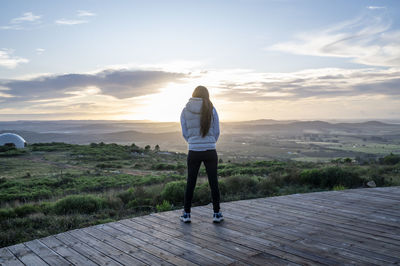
[184,149,220,213]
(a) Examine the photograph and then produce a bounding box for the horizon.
[1,0,399,122]
[1,117,400,124]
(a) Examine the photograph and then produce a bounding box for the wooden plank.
[252,196,400,237]
[122,217,290,266]
[191,207,379,265]
[39,235,98,266]
[273,192,399,216]
[0,247,24,266]
[101,222,233,265]
[256,198,400,243]
[107,222,198,266]
[296,190,400,211]
[136,215,264,255]
[265,194,400,224]
[82,226,172,266]
[55,232,122,266]
[290,191,400,217]
[153,210,337,265]
[68,229,147,266]
[86,225,172,265]
[223,199,400,263]
[216,205,398,265]
[24,239,71,266]
[7,243,49,266]
[232,199,400,253]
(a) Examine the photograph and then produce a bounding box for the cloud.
[36,48,45,55]
[55,19,88,25]
[55,10,96,26]
[367,6,386,10]
[1,12,42,30]
[268,12,400,67]
[0,49,29,69]
[214,68,400,102]
[0,69,187,102]
[11,12,41,23]
[77,10,96,17]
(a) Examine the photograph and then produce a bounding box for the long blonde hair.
[192,86,213,137]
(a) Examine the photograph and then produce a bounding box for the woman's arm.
[180,109,189,142]
[213,108,220,142]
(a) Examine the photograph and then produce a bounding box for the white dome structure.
[0,133,27,149]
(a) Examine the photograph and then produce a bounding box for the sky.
[0,0,399,122]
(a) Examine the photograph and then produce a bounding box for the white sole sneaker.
[213,213,224,223]
[180,214,191,223]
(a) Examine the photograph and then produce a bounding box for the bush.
[333,185,346,191]
[156,200,172,212]
[14,204,40,217]
[381,153,400,165]
[117,188,135,204]
[151,163,176,170]
[223,175,258,196]
[161,181,186,205]
[259,178,279,196]
[193,182,211,205]
[96,163,122,169]
[299,167,364,188]
[0,208,15,219]
[53,195,105,214]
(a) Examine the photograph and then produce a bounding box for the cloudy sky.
[0,0,399,121]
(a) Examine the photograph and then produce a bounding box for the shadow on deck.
[1,187,400,265]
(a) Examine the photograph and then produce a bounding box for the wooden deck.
[1,187,400,265]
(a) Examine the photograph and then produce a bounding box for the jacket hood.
[185,97,203,114]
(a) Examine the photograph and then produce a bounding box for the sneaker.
[213,212,224,223]
[180,212,191,223]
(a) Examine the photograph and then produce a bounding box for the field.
[0,142,399,248]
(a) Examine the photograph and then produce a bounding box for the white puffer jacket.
[180,97,220,151]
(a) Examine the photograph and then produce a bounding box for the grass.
[327,143,400,154]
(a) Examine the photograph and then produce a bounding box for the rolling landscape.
[1,119,400,247]
[2,119,400,162]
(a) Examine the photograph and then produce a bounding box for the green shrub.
[117,188,135,204]
[152,163,176,170]
[0,208,15,219]
[333,185,346,191]
[0,148,27,157]
[53,195,105,214]
[156,200,172,212]
[259,178,279,196]
[30,142,73,152]
[193,182,211,205]
[381,153,400,165]
[96,163,122,169]
[161,181,186,205]
[104,197,123,210]
[223,175,258,195]
[14,204,40,217]
[299,167,363,188]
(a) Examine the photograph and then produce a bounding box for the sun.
[120,82,195,122]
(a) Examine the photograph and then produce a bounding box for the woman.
[180,85,223,223]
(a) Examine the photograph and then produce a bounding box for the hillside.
[2,119,400,162]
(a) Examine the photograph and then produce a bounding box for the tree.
[145,145,151,151]
[155,144,160,151]
[343,158,352,164]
